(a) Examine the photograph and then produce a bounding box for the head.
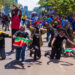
[54,21,58,26]
[35,23,40,29]
[43,16,46,21]
[34,21,40,28]
[23,14,25,16]
[58,28,65,37]
[34,12,37,16]
[47,14,50,18]
[45,22,49,27]
[27,20,32,28]
[68,22,71,25]
[65,16,67,19]
[20,26,25,31]
[14,8,18,15]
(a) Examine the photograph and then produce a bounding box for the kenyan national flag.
[62,49,74,56]
[13,37,31,47]
[71,46,75,49]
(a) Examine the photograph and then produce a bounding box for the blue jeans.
[0,48,6,59]
[47,32,50,41]
[21,45,27,60]
[16,45,27,61]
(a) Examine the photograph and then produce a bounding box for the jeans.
[47,32,50,41]
[22,20,25,25]
[0,48,6,59]
[16,45,27,61]
[21,45,27,60]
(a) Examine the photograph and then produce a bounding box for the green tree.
[39,0,75,16]
[0,0,2,11]
[0,0,17,12]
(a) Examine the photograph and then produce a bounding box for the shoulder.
[63,36,68,40]
[14,30,21,35]
[25,32,29,34]
[16,30,21,33]
[54,33,58,38]
[23,32,29,36]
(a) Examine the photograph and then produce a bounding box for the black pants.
[48,35,54,47]
[50,47,62,59]
[48,37,53,47]
[33,45,41,60]
[11,29,19,50]
[2,22,5,29]
[0,48,6,59]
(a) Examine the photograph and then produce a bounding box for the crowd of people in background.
[0,4,75,63]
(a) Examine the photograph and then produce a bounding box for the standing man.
[21,15,27,25]
[11,4,22,52]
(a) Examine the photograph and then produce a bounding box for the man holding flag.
[13,26,31,62]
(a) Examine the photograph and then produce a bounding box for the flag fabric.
[62,49,74,56]
[40,17,53,28]
[13,37,31,47]
[33,17,53,28]
[71,46,75,49]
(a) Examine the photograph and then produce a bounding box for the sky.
[18,0,40,11]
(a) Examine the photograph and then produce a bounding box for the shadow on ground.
[6,51,15,56]
[5,60,25,69]
[25,59,42,66]
[47,59,74,66]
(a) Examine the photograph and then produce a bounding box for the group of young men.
[0,4,75,63]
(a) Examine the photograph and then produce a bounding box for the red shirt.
[11,15,20,30]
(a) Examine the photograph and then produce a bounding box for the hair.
[58,28,65,33]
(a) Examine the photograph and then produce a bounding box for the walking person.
[28,21,47,61]
[50,28,75,60]
[13,26,30,62]
[1,14,6,30]
[11,4,22,52]
[0,30,11,60]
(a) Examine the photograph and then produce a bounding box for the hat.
[56,25,62,28]
[34,21,40,27]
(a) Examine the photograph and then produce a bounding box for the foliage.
[0,0,17,12]
[39,0,75,16]
[0,0,2,10]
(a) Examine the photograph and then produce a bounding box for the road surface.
[0,25,75,75]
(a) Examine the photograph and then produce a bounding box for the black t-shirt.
[2,15,8,22]
[0,33,10,49]
[53,34,68,47]
[33,29,40,45]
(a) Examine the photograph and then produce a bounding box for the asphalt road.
[0,25,75,75]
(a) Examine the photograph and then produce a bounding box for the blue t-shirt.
[62,19,68,27]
